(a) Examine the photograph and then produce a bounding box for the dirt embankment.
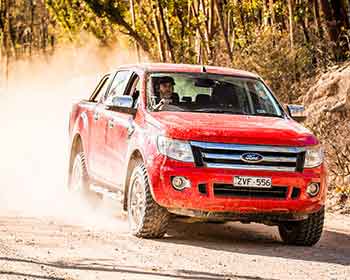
[303,63,350,212]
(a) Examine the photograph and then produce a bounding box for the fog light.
[171,176,191,191]
[306,183,320,197]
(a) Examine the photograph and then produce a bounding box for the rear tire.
[127,163,170,238]
[68,152,100,206]
[278,207,324,246]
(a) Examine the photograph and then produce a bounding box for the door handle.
[108,119,115,128]
[127,119,135,138]
[93,112,99,121]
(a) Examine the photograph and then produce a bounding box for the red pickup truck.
[68,63,326,246]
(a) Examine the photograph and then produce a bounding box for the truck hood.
[147,111,318,146]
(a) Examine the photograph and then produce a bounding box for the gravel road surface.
[0,208,349,280]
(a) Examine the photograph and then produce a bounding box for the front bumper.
[146,155,327,220]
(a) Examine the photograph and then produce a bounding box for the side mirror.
[287,105,306,122]
[106,96,137,115]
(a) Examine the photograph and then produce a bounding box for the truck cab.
[68,63,326,246]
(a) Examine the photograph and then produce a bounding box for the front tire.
[127,163,170,238]
[278,207,325,246]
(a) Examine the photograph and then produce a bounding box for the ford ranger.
[68,63,326,246]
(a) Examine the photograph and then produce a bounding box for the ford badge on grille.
[241,152,264,163]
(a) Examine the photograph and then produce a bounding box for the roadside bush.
[213,27,334,104]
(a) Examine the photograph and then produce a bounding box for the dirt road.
[0,207,349,280]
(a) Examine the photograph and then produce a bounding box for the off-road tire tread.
[129,163,170,238]
[78,152,90,188]
[70,152,100,205]
[278,207,324,246]
[69,152,90,190]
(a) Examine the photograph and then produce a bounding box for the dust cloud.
[0,39,142,231]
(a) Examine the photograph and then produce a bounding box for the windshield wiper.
[255,112,283,118]
[193,108,247,115]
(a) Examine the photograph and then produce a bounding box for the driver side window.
[103,70,130,105]
[125,75,140,108]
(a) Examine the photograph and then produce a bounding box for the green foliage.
[1,0,348,93]
[46,0,117,44]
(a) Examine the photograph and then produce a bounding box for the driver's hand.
[160,98,171,105]
[153,98,170,111]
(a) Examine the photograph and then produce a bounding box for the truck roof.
[116,63,259,79]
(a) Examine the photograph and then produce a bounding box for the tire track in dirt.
[0,212,349,280]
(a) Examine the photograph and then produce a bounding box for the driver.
[153,76,180,111]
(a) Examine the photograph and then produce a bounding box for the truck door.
[87,75,112,181]
[102,70,132,186]
[104,73,140,186]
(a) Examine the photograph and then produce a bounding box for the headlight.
[157,136,194,162]
[304,145,324,168]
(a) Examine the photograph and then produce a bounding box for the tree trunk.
[262,0,268,26]
[41,6,48,54]
[2,0,10,87]
[229,9,236,53]
[196,28,202,64]
[156,0,175,63]
[130,0,140,62]
[199,0,213,62]
[319,0,342,59]
[215,0,233,62]
[191,1,211,63]
[319,0,338,43]
[300,16,310,44]
[331,0,349,30]
[0,0,4,61]
[208,0,214,38]
[269,0,275,26]
[152,4,165,62]
[287,0,294,49]
[173,2,186,62]
[29,0,35,57]
[313,0,322,38]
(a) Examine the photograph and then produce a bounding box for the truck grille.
[190,141,305,172]
[213,184,288,199]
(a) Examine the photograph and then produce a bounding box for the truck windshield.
[147,72,283,117]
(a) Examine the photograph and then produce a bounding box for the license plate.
[233,176,272,188]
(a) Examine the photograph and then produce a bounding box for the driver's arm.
[153,98,170,111]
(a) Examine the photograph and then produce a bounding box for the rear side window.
[89,75,110,102]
